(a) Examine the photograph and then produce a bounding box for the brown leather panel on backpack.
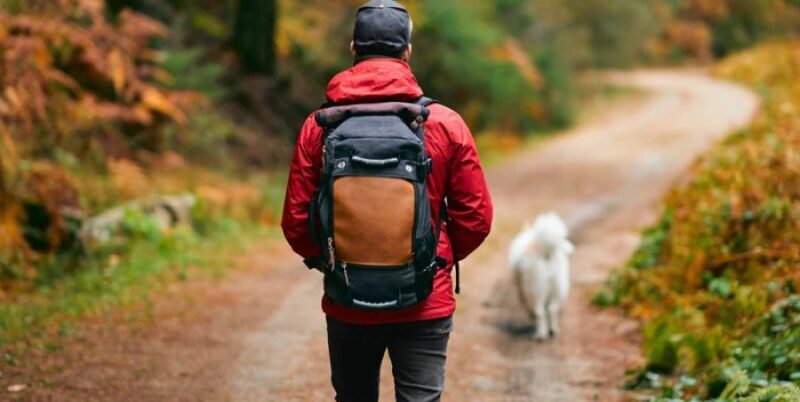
[333,176,414,266]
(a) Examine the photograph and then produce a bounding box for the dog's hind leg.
[533,302,549,341]
[514,269,534,317]
[548,302,561,337]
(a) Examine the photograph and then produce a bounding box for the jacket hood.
[326,58,423,104]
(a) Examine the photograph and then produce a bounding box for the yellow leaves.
[612,43,800,374]
[0,202,26,252]
[3,86,21,111]
[77,0,105,16]
[141,87,187,125]
[500,39,544,89]
[2,83,46,130]
[31,38,52,70]
[0,1,213,285]
[0,125,19,192]
[131,105,153,125]
[663,21,713,61]
[630,302,660,322]
[685,0,729,20]
[0,17,7,43]
[276,0,356,58]
[140,88,171,115]
[108,49,127,95]
[118,9,168,42]
[650,0,800,63]
[716,42,800,91]
[196,182,260,221]
[108,159,150,201]
[0,0,201,150]
[196,185,228,207]
[787,146,800,175]
[685,252,707,290]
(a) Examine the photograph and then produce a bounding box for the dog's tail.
[508,226,537,271]
[532,212,574,260]
[509,213,574,270]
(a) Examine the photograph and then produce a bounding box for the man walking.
[281,1,493,401]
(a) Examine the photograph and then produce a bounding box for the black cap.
[353,0,412,57]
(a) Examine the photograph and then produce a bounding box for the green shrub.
[412,0,542,132]
[160,48,229,101]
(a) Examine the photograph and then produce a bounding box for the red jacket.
[281,58,493,325]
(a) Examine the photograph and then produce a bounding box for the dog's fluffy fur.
[508,212,574,341]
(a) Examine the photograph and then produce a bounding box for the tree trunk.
[234,0,277,75]
[106,0,144,14]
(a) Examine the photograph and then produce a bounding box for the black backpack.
[308,97,458,310]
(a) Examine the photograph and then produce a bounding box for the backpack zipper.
[321,145,327,174]
[327,237,335,271]
[342,262,350,286]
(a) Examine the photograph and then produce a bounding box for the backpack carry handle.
[317,102,429,129]
[351,156,401,168]
[352,298,399,309]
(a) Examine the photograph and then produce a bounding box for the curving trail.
[446,70,758,401]
[8,70,758,402]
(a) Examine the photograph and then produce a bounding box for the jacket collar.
[325,58,424,105]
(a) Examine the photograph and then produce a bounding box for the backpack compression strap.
[437,201,461,294]
[419,96,462,295]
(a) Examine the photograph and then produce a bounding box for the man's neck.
[354,55,403,65]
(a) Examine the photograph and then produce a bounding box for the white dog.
[508,212,574,341]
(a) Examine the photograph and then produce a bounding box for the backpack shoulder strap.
[416,96,438,107]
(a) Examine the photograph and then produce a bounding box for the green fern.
[721,369,752,400]
[741,384,800,402]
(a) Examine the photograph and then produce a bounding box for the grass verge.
[0,169,288,348]
[594,42,800,401]
[0,220,278,347]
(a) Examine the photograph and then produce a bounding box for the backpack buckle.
[418,158,433,180]
[409,115,424,130]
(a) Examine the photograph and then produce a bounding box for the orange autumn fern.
[649,0,800,61]
[0,0,204,281]
[600,42,800,380]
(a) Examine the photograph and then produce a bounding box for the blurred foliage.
[0,210,277,345]
[275,0,662,131]
[0,0,202,286]
[596,42,800,401]
[650,0,800,62]
[0,0,280,297]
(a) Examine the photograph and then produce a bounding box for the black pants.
[326,316,453,402]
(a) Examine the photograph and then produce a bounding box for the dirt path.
[6,70,758,402]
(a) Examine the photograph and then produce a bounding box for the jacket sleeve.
[446,117,494,260]
[281,115,323,259]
